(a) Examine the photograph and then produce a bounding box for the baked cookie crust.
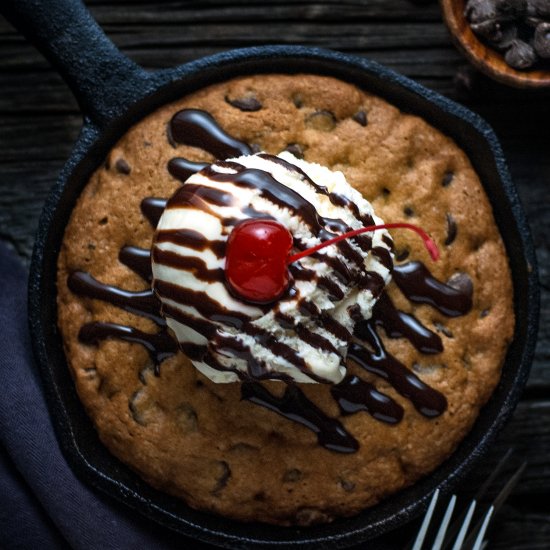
[57,74,514,525]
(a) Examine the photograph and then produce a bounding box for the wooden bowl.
[440,0,550,89]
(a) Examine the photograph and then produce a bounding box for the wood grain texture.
[0,1,548,547]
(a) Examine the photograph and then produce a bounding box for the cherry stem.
[287,222,440,264]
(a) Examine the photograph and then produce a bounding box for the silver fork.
[411,450,526,550]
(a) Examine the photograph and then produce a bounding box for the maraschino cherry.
[225,219,439,304]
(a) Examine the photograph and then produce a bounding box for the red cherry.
[225,219,439,304]
[225,219,293,304]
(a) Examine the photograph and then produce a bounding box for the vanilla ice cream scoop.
[151,152,394,383]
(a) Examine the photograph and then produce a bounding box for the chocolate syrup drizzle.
[68,109,473,453]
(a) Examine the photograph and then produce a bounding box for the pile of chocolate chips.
[465,0,550,70]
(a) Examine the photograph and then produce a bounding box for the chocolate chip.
[382,187,391,197]
[254,492,266,501]
[175,403,198,432]
[225,95,262,112]
[283,469,303,482]
[496,0,527,18]
[534,22,550,58]
[292,93,304,108]
[505,39,537,69]
[465,0,498,24]
[442,171,454,187]
[305,110,337,132]
[212,461,231,495]
[352,110,368,126]
[447,272,474,298]
[285,143,304,158]
[99,217,108,225]
[434,322,454,338]
[480,308,490,317]
[115,158,131,175]
[472,20,517,49]
[403,206,414,217]
[395,248,410,262]
[445,213,458,245]
[339,478,356,492]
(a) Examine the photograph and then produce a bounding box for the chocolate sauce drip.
[257,153,376,254]
[310,250,353,285]
[168,157,209,182]
[298,299,320,317]
[328,192,375,228]
[369,293,443,354]
[241,382,359,453]
[393,262,473,317]
[154,279,253,330]
[206,164,371,279]
[320,315,352,343]
[169,109,252,159]
[215,334,294,382]
[119,246,152,281]
[79,322,177,368]
[245,325,325,382]
[349,324,447,417]
[152,249,224,283]
[322,217,349,234]
[171,183,236,208]
[68,271,164,326]
[382,234,394,250]
[141,198,167,228]
[289,263,344,301]
[372,246,393,271]
[274,313,340,356]
[206,166,326,233]
[331,375,404,424]
[179,343,208,361]
[358,271,386,298]
[155,229,226,259]
[161,303,218,340]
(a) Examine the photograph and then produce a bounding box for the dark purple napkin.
[0,242,213,550]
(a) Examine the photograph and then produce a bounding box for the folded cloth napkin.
[0,242,405,550]
[0,242,213,550]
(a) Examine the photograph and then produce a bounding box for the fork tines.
[411,451,526,550]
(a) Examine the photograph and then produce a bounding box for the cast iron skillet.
[3,0,539,548]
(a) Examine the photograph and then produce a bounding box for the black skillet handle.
[1,0,153,129]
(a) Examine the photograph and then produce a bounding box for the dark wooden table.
[0,1,548,548]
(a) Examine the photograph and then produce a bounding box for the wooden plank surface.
[0,0,548,547]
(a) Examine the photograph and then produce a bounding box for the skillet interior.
[28,46,539,548]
